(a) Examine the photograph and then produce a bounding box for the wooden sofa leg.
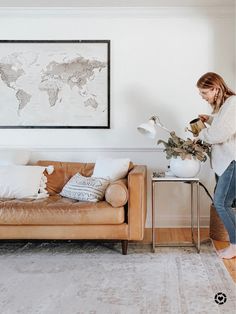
[121,240,128,255]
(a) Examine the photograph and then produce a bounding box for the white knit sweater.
[198,95,236,176]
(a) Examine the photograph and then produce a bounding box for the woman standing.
[197,72,236,259]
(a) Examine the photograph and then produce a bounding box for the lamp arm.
[150,115,171,134]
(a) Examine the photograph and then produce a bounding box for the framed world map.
[0,40,110,128]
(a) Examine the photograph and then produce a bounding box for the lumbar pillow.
[0,149,31,166]
[0,165,54,199]
[105,179,128,207]
[92,158,130,181]
[60,173,109,202]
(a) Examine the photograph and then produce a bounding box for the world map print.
[0,41,109,128]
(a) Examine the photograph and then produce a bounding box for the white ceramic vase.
[169,156,201,178]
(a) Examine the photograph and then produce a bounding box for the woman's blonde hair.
[197,72,236,113]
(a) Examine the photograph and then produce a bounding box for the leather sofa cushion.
[36,160,134,196]
[105,179,128,207]
[36,160,95,195]
[0,196,124,225]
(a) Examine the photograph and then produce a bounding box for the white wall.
[0,5,235,227]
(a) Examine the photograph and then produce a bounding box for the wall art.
[0,40,110,128]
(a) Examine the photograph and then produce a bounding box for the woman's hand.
[198,114,210,123]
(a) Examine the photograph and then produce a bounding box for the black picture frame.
[0,40,110,129]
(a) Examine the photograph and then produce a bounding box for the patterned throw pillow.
[60,173,109,202]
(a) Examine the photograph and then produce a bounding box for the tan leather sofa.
[0,160,147,254]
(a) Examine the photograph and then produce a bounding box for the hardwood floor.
[141,228,236,283]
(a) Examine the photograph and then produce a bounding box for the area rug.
[0,240,235,314]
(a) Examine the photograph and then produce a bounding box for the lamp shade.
[137,119,157,139]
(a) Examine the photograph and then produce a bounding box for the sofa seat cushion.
[0,196,125,225]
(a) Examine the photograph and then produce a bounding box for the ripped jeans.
[214,161,236,244]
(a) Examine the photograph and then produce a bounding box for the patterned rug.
[0,240,235,314]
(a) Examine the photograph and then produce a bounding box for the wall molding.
[0,6,234,18]
[0,146,163,153]
[0,0,234,8]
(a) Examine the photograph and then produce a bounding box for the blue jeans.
[214,161,236,244]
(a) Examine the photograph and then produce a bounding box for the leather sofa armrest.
[128,165,147,240]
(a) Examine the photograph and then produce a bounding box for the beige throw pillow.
[92,158,130,181]
[0,165,52,199]
[60,173,109,202]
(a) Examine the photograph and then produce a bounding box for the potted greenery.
[157,131,211,161]
[157,132,211,177]
[137,115,211,177]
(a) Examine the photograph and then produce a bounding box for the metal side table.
[151,175,200,253]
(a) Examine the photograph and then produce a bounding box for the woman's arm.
[198,99,236,144]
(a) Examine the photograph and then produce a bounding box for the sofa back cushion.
[36,160,95,195]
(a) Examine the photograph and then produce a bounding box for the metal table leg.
[152,181,155,253]
[197,181,200,253]
[191,182,194,244]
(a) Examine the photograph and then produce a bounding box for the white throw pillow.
[92,158,130,181]
[0,149,31,165]
[60,173,109,202]
[0,165,52,199]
